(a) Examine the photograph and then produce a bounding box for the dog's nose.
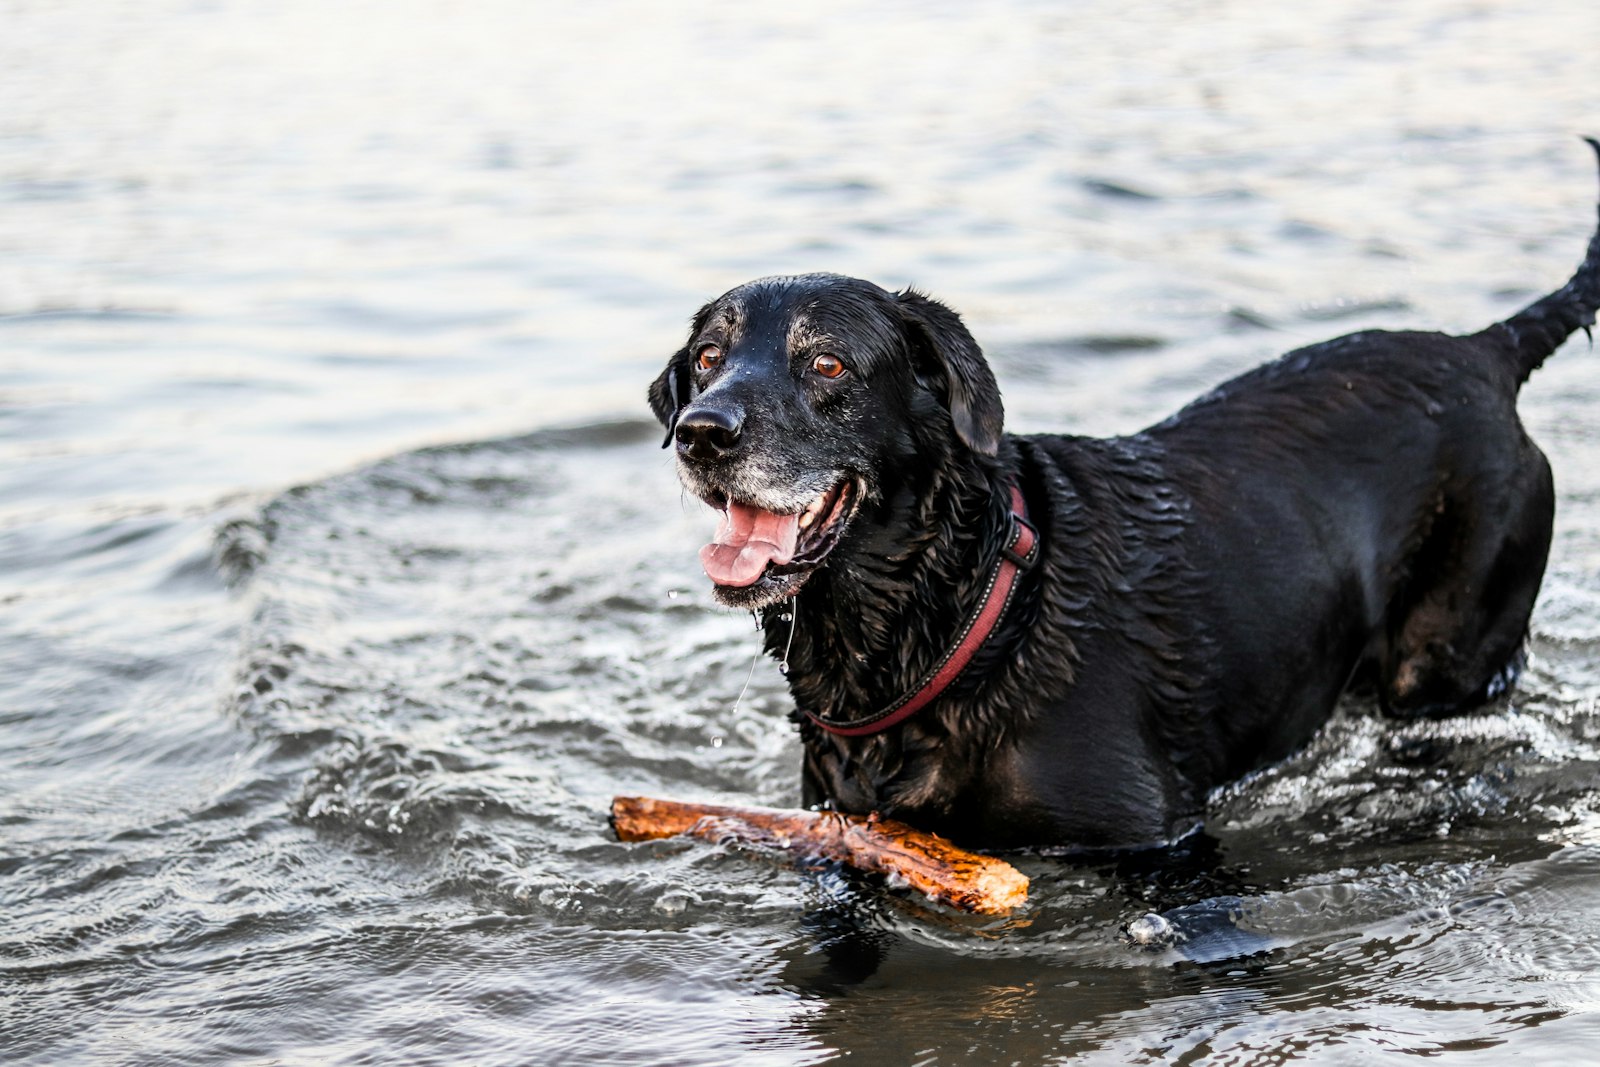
[675,407,742,462]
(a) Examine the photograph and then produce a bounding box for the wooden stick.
[610,795,1029,914]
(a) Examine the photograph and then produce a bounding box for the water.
[5,1,1600,1062]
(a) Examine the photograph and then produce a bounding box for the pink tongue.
[700,502,801,587]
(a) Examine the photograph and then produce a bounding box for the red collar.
[803,484,1038,738]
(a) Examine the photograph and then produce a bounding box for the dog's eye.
[812,354,847,379]
[696,344,723,371]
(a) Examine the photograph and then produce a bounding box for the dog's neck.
[761,448,1019,731]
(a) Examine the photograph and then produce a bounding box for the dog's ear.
[647,346,691,448]
[895,288,1004,456]
[649,302,716,448]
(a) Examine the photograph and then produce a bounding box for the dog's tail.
[1485,137,1600,384]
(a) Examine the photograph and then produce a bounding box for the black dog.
[649,143,1600,851]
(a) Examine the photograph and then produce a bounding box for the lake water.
[6,1,1600,1063]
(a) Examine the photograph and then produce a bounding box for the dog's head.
[649,273,1004,609]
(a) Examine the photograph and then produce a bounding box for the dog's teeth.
[799,495,827,530]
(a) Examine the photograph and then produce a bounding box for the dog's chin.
[710,565,816,610]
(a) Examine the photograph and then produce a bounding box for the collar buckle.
[1002,512,1039,571]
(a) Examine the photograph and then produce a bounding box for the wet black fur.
[649,143,1600,851]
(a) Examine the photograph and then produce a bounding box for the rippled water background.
[6,1,1600,1063]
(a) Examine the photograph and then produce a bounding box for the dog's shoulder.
[1011,432,1214,685]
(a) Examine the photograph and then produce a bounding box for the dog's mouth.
[698,479,857,590]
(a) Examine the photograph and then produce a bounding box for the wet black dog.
[649,143,1600,851]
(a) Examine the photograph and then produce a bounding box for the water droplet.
[654,889,694,914]
[1125,912,1173,947]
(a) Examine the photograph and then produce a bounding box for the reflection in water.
[5,0,1600,1063]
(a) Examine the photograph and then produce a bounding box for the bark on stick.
[610,794,1029,914]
